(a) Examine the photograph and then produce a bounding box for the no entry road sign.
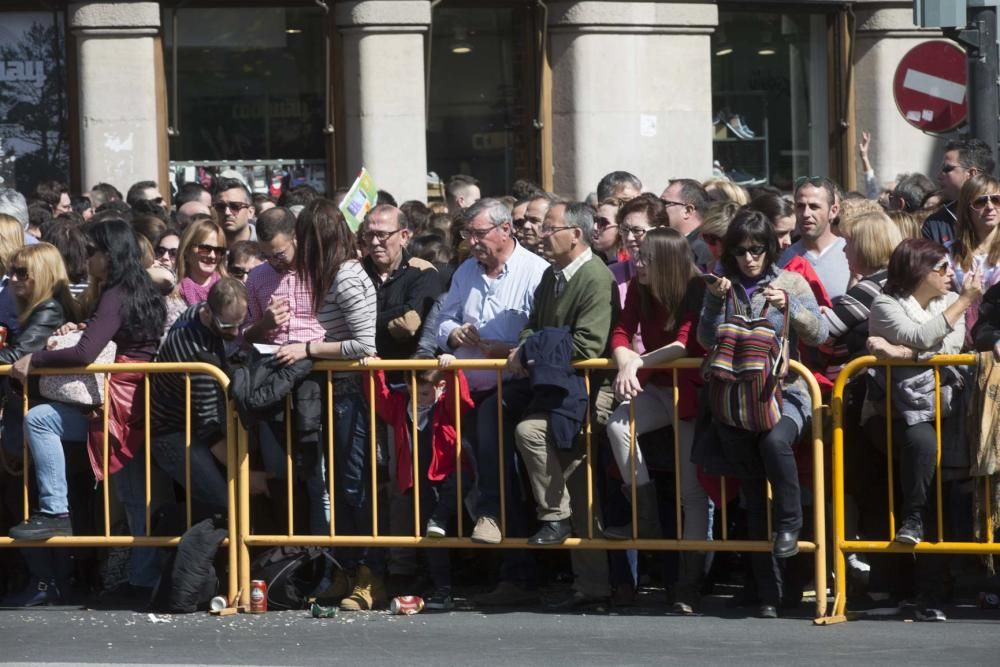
[893,41,967,133]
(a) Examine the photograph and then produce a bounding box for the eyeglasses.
[213,200,250,213]
[195,244,228,259]
[361,228,405,244]
[932,259,950,275]
[730,245,767,259]
[971,194,1000,211]
[541,225,574,237]
[620,225,650,239]
[228,265,248,279]
[263,241,294,263]
[155,245,178,259]
[941,164,961,174]
[702,233,722,246]
[459,223,502,241]
[661,199,686,209]
[594,216,617,231]
[211,313,241,331]
[9,266,29,281]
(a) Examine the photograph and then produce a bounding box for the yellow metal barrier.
[237,357,828,619]
[823,354,995,625]
[0,362,240,607]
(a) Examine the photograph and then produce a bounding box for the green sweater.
[520,254,618,359]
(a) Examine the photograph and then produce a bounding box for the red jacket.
[367,368,474,493]
[782,255,834,394]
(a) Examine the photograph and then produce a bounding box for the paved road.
[0,597,997,666]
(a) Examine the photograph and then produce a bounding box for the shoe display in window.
[725,168,767,187]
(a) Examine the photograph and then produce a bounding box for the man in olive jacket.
[507,201,618,607]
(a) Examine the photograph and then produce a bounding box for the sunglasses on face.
[155,245,178,259]
[211,313,240,331]
[195,244,228,259]
[9,266,29,281]
[971,194,1000,211]
[361,228,404,244]
[941,164,961,174]
[730,245,767,259]
[594,217,617,231]
[512,217,527,229]
[228,265,248,279]
[932,259,950,275]
[213,200,250,213]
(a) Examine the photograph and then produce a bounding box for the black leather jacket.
[0,298,66,365]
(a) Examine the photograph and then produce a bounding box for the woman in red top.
[603,227,709,611]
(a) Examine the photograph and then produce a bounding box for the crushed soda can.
[390,595,424,615]
[978,592,999,609]
[311,602,339,618]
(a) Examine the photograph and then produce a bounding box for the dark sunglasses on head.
[195,244,228,258]
[228,265,248,279]
[794,175,832,189]
[155,245,178,259]
[9,266,29,281]
[213,200,250,213]
[971,194,1000,210]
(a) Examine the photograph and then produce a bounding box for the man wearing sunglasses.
[214,178,257,245]
[125,179,167,211]
[660,178,714,267]
[923,138,995,244]
[150,278,249,512]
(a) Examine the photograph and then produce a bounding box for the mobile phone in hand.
[701,273,719,285]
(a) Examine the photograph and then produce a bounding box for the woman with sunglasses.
[592,197,626,265]
[0,243,79,605]
[697,209,828,618]
[153,227,181,272]
[176,217,228,306]
[864,238,982,622]
[8,220,167,598]
[946,174,1000,346]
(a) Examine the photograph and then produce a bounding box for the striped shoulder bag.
[705,285,789,432]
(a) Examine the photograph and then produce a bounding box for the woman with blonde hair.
[0,213,27,332]
[699,200,741,266]
[946,174,1000,342]
[175,217,227,305]
[886,209,922,240]
[703,178,749,206]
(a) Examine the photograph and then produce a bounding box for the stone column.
[337,1,430,203]
[70,2,163,194]
[854,4,948,190]
[548,1,717,199]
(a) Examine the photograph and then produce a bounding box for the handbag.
[39,331,117,407]
[705,285,789,432]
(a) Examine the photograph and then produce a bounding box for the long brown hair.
[10,243,80,326]
[296,198,359,313]
[637,227,697,332]
[953,173,1000,271]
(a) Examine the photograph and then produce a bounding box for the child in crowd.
[362,353,473,608]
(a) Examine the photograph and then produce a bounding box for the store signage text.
[0,60,46,84]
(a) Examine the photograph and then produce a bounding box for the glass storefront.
[426,3,539,197]
[163,5,327,195]
[711,9,830,190]
[0,11,69,192]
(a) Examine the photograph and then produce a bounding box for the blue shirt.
[436,242,549,392]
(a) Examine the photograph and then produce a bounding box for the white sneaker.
[426,518,447,538]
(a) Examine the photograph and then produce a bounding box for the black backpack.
[249,547,328,610]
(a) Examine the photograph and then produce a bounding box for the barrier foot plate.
[210,607,238,617]
[814,614,852,625]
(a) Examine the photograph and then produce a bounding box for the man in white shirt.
[780,176,850,299]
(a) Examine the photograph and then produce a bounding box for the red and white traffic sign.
[893,41,967,133]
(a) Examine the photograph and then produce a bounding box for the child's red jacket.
[366,369,475,493]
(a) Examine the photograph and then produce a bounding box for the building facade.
[0,1,956,202]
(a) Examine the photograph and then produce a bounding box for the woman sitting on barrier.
[8,219,167,594]
[864,238,981,621]
[696,209,828,618]
[0,244,80,605]
[176,217,228,306]
[604,226,709,614]
[273,198,381,612]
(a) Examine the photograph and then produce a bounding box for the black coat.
[0,298,66,365]
[520,326,588,450]
[972,280,1000,351]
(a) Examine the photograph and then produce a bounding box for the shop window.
[712,11,829,191]
[427,4,538,197]
[163,6,327,195]
[0,12,69,192]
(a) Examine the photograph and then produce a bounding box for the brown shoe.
[339,565,387,611]
[315,568,352,603]
[470,515,502,544]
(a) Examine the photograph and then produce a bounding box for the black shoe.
[894,518,923,545]
[773,530,800,559]
[757,604,778,619]
[528,519,572,545]
[9,513,72,540]
[545,589,608,610]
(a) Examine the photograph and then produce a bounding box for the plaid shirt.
[243,262,326,344]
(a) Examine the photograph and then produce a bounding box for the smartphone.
[701,273,719,285]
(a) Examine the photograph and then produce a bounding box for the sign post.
[892,41,968,133]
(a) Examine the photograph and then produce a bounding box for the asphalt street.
[0,597,998,666]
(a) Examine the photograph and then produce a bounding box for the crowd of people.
[0,135,998,622]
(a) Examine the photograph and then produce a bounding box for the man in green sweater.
[507,201,618,606]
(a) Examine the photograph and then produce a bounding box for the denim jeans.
[151,432,229,512]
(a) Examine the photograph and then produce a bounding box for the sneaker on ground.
[425,587,455,611]
[9,512,72,540]
[426,518,447,538]
[915,606,947,622]
[470,515,502,544]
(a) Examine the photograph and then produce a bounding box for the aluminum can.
[0,326,7,349]
[978,592,1000,609]
[250,579,268,613]
[311,602,338,618]
[390,595,424,615]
